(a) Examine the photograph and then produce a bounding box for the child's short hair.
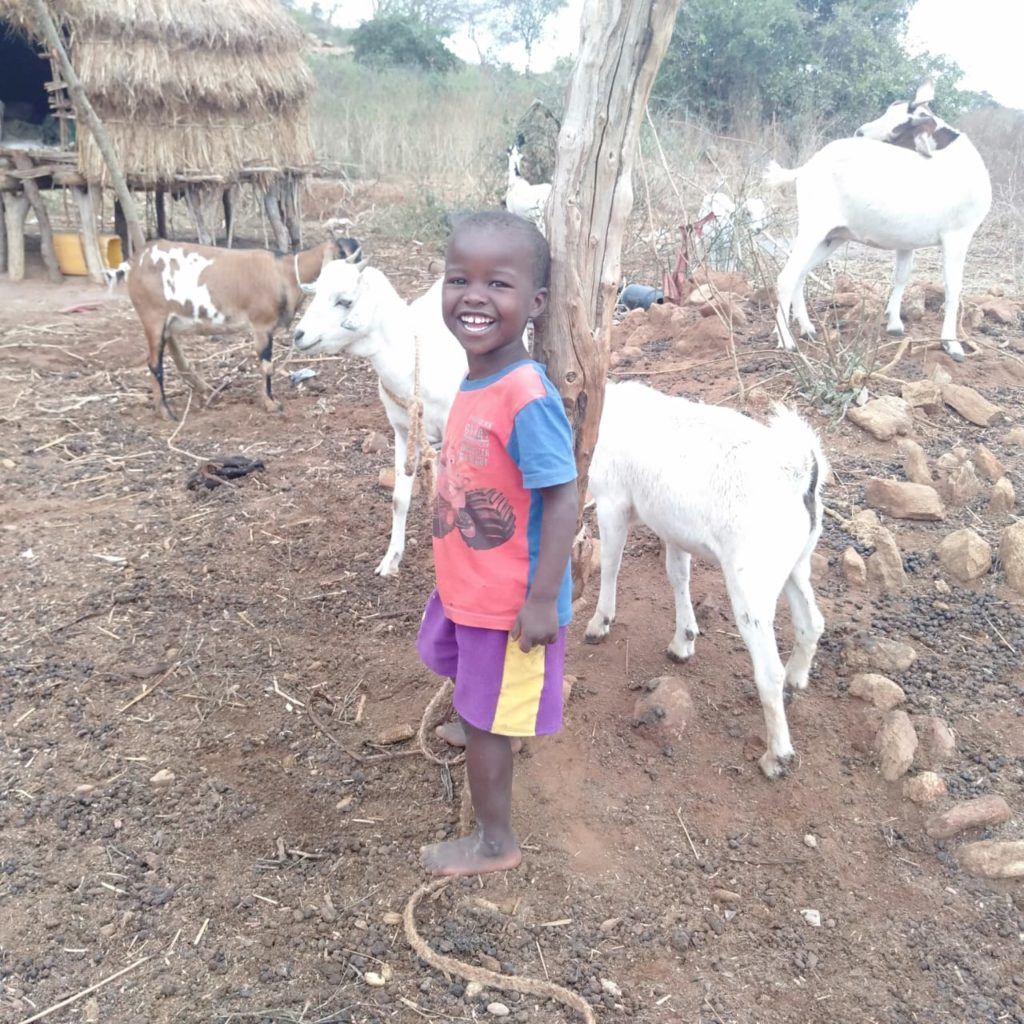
[448,210,551,290]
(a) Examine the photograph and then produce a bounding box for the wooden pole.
[71,185,106,284]
[24,0,146,255]
[184,185,214,246]
[263,181,291,252]
[11,154,63,283]
[533,0,679,595]
[0,192,7,276]
[4,192,29,282]
[155,186,169,239]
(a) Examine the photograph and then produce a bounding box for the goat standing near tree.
[766,80,992,362]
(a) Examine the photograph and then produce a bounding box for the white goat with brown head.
[766,80,991,362]
[117,233,361,418]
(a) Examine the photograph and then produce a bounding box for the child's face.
[442,227,548,377]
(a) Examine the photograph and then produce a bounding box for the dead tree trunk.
[533,0,680,595]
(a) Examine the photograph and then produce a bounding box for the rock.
[901,380,944,415]
[150,769,175,788]
[940,461,984,507]
[934,578,951,595]
[980,297,1018,324]
[84,996,100,1023]
[923,283,945,310]
[957,841,1024,879]
[897,438,932,485]
[711,888,741,905]
[599,917,622,933]
[362,431,389,455]
[847,509,881,545]
[990,477,1015,516]
[619,345,644,363]
[74,783,96,798]
[632,678,694,740]
[942,383,1004,427]
[378,467,420,496]
[999,521,1024,594]
[800,909,821,927]
[912,715,957,767]
[811,551,828,578]
[848,673,906,711]
[364,972,387,987]
[465,982,485,1000]
[842,635,917,675]
[972,445,1005,483]
[929,364,953,385]
[866,527,906,591]
[926,795,1011,840]
[876,710,917,781]
[1005,426,1024,446]
[803,834,819,849]
[902,772,947,805]
[382,911,402,926]
[864,479,944,521]
[902,291,926,322]
[847,396,914,441]
[688,284,716,305]
[600,979,623,998]
[936,446,969,474]
[937,529,992,583]
[647,301,674,324]
[487,1003,511,1017]
[841,546,867,586]
[376,724,415,745]
[478,953,501,972]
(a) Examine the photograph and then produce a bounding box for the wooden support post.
[5,192,29,282]
[155,186,168,239]
[184,185,214,246]
[223,185,238,248]
[282,176,302,249]
[263,182,291,252]
[0,192,7,276]
[71,185,106,284]
[533,0,680,596]
[25,0,146,256]
[11,153,63,284]
[114,198,128,254]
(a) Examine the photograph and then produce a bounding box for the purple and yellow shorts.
[417,590,566,738]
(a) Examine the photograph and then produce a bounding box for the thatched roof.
[0,0,314,184]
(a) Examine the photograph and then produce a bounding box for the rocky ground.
[1,235,1024,1024]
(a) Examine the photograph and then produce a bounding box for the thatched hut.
[0,0,315,283]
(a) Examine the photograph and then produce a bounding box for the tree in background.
[351,13,462,72]
[491,0,568,71]
[654,0,977,136]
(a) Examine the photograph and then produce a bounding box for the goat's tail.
[103,260,131,292]
[767,404,829,532]
[763,159,799,189]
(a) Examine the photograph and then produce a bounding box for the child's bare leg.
[436,714,522,753]
[421,720,522,876]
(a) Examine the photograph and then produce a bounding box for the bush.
[351,14,461,74]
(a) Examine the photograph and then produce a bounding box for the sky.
[332,0,1024,109]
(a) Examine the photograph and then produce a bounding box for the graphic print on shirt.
[432,413,516,550]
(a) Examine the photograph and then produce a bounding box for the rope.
[404,879,597,1023]
[381,332,438,498]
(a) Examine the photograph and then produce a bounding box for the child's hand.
[511,597,558,652]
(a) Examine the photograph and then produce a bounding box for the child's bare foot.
[421,829,522,877]
[436,718,522,753]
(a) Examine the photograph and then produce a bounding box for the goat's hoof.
[583,617,611,644]
[666,644,694,663]
[886,325,905,337]
[759,750,795,780]
[261,399,284,414]
[374,556,401,577]
[942,341,965,363]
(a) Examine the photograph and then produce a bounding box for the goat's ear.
[933,126,960,150]
[913,78,935,107]
[516,132,526,148]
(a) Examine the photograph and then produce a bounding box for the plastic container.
[618,283,664,310]
[53,232,123,276]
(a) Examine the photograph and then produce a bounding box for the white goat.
[766,80,991,362]
[585,381,828,780]
[292,261,467,577]
[505,135,551,233]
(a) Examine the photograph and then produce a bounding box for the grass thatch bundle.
[0,0,314,183]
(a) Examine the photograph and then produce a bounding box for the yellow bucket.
[53,232,124,276]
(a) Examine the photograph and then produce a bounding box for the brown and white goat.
[115,236,361,418]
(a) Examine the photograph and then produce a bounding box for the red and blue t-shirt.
[432,359,576,631]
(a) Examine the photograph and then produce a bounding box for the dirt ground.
[2,228,1024,1024]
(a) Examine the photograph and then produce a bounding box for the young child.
[417,210,578,877]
